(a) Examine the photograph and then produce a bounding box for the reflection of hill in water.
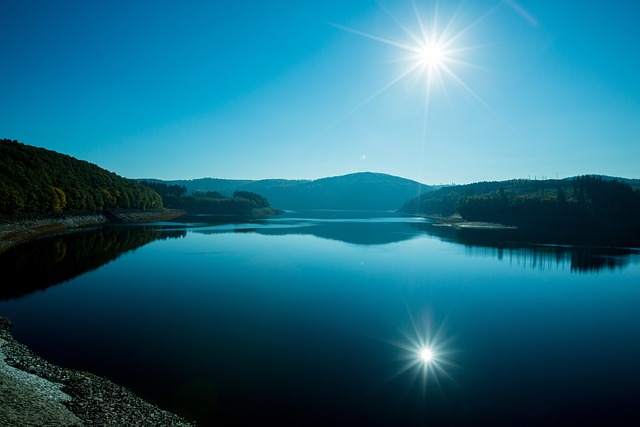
[185,210,640,273]
[4,213,633,301]
[190,212,640,273]
[0,225,186,300]
[188,211,425,246]
[244,220,420,245]
[411,222,640,273]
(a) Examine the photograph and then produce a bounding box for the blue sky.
[2,0,639,184]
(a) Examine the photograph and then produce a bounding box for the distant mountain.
[576,175,640,188]
[141,172,430,211]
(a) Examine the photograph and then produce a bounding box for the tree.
[51,187,67,213]
[233,191,270,208]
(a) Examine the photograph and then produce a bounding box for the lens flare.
[326,1,497,140]
[369,307,459,400]
[357,306,462,410]
[402,328,457,399]
[419,347,434,363]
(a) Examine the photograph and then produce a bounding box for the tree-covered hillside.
[140,180,272,215]
[144,172,430,210]
[0,139,162,214]
[399,176,640,226]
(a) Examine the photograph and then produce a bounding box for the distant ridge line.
[140,171,430,211]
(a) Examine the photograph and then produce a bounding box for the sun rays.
[391,306,459,397]
[327,0,495,138]
[358,303,460,407]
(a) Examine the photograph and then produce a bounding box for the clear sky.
[2,0,639,185]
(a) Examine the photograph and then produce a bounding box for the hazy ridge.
[2,138,639,217]
[140,172,431,211]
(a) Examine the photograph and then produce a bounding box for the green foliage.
[140,181,187,198]
[193,190,226,199]
[189,196,254,214]
[232,190,270,208]
[148,172,429,210]
[142,183,272,215]
[400,175,640,225]
[50,187,67,213]
[0,139,162,214]
[159,194,252,215]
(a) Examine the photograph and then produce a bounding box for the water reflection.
[238,220,420,245]
[1,211,639,426]
[462,244,638,273]
[180,211,640,273]
[1,211,637,301]
[0,225,186,300]
[420,223,640,273]
[392,310,456,396]
[178,210,426,245]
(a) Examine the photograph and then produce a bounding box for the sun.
[331,8,460,93]
[418,44,445,68]
[386,4,472,99]
[328,1,491,133]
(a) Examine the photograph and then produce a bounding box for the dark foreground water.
[1,210,639,426]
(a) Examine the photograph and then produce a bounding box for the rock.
[0,317,194,426]
[0,318,12,331]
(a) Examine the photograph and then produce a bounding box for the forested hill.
[142,172,430,210]
[399,176,640,226]
[0,139,162,214]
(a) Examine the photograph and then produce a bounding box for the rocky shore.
[0,209,184,255]
[0,317,194,426]
[0,209,195,426]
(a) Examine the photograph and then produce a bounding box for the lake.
[1,210,639,426]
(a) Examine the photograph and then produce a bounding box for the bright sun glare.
[371,308,457,400]
[419,347,434,363]
[329,1,491,137]
[419,44,445,68]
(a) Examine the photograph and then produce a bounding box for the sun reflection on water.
[364,305,460,406]
[396,325,456,397]
[419,346,434,363]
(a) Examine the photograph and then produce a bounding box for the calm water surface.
[1,210,639,426]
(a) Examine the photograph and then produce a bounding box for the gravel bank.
[0,209,184,254]
[0,210,193,425]
[0,317,195,426]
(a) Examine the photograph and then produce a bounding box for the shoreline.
[0,207,282,426]
[416,213,518,230]
[0,209,185,255]
[0,209,196,425]
[0,207,285,255]
[0,317,194,426]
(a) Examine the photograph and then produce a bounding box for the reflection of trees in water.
[412,222,639,273]
[0,225,186,300]
[6,217,628,301]
[201,214,640,273]
[463,244,636,273]
[191,214,638,273]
